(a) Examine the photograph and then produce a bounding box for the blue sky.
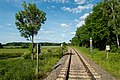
[0,0,101,44]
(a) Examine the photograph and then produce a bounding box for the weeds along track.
[56,48,101,80]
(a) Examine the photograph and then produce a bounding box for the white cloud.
[62,34,65,38]
[6,0,9,2]
[14,0,19,2]
[80,13,89,20]
[6,0,67,3]
[74,0,86,4]
[51,6,56,8]
[61,7,71,12]
[40,28,44,31]
[50,11,55,13]
[60,23,69,28]
[35,0,68,3]
[76,20,85,28]
[39,30,55,34]
[61,4,93,13]
[6,23,12,26]
[69,23,72,25]
[70,32,76,35]
[47,6,56,10]
[35,37,49,41]
[85,4,93,9]
[6,0,19,2]
[8,28,14,31]
[74,19,79,23]
[75,12,90,27]
[87,0,94,3]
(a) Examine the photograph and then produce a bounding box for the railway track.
[56,48,101,80]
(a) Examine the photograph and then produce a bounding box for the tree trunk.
[31,34,34,60]
[110,2,120,48]
[116,34,120,48]
[111,3,120,48]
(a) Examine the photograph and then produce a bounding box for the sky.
[0,0,101,44]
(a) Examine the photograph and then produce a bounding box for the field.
[0,46,66,80]
[0,49,27,59]
[73,46,120,79]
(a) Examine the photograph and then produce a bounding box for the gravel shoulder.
[44,53,69,80]
[75,48,116,80]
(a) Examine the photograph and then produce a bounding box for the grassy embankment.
[0,46,67,80]
[73,46,120,79]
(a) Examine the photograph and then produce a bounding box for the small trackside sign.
[106,45,110,50]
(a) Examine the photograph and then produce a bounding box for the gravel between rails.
[44,53,69,80]
[74,48,116,80]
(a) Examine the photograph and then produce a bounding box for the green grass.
[73,46,120,79]
[3,46,21,49]
[0,47,66,80]
[41,46,60,48]
[0,58,35,80]
[0,49,28,59]
[0,49,28,54]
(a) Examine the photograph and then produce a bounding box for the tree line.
[71,0,120,52]
[0,42,61,48]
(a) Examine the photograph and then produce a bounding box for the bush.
[21,51,31,59]
[0,68,8,77]
[117,48,120,53]
[111,45,117,52]
[55,47,65,58]
[0,43,3,49]
[47,48,52,53]
[21,44,28,48]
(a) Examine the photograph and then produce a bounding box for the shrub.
[117,48,120,53]
[111,45,117,52]
[21,44,28,48]
[0,68,8,77]
[47,48,52,53]
[0,43,3,49]
[21,51,31,59]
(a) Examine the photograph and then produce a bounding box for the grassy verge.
[0,47,66,80]
[73,46,120,79]
[0,58,35,80]
[0,49,27,59]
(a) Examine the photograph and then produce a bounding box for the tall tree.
[71,1,119,50]
[15,1,46,59]
[103,0,120,48]
[0,43,3,48]
[110,0,120,48]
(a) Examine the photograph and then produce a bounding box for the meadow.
[0,46,67,80]
[73,46,120,79]
[0,49,27,59]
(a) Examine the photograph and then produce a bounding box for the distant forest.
[1,42,61,48]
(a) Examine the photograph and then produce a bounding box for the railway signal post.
[90,38,92,53]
